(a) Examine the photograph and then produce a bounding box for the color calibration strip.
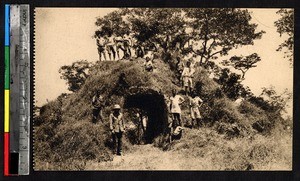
[4,4,31,176]
[4,4,10,176]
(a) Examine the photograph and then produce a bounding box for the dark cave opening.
[123,90,168,143]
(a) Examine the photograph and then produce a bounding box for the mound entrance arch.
[123,88,169,143]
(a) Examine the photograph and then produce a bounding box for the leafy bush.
[59,60,93,92]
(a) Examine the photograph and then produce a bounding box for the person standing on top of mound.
[169,89,185,128]
[189,91,203,128]
[105,35,116,61]
[109,104,125,156]
[91,91,105,123]
[96,34,107,61]
[122,33,132,59]
[181,60,195,95]
[114,35,124,60]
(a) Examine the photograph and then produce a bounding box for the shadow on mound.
[124,88,169,143]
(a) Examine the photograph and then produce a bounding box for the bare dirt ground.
[85,144,203,170]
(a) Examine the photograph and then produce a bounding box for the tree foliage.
[222,53,261,79]
[274,9,294,64]
[95,8,264,66]
[95,9,130,37]
[128,8,186,51]
[59,60,92,92]
[182,8,264,64]
[217,68,244,100]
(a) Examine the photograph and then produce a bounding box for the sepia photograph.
[33,8,293,170]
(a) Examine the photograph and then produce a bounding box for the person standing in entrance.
[109,104,125,156]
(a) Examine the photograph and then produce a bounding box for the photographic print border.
[0,0,299,180]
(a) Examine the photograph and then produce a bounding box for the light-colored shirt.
[114,36,123,42]
[109,112,125,133]
[209,72,215,79]
[182,67,195,77]
[145,61,153,69]
[170,95,184,114]
[144,51,154,60]
[189,96,203,108]
[92,95,104,108]
[177,61,185,71]
[235,98,245,105]
[106,36,115,46]
[115,36,123,46]
[123,34,132,43]
[96,37,106,47]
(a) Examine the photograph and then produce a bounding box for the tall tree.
[222,53,261,79]
[95,9,130,37]
[274,9,294,64]
[184,8,265,65]
[95,8,264,67]
[127,8,186,51]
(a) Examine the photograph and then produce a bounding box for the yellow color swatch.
[4,90,9,132]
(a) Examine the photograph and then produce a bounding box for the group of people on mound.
[96,33,151,62]
[96,33,157,73]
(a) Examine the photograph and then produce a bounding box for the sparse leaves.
[184,8,265,64]
[260,86,292,114]
[222,53,261,79]
[274,9,294,64]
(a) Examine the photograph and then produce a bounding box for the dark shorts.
[106,45,115,53]
[171,113,182,127]
[97,46,105,53]
[123,41,130,48]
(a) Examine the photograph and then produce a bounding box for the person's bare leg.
[116,48,120,60]
[178,114,182,127]
[102,52,107,61]
[197,118,201,128]
[111,47,116,61]
[108,52,111,61]
[128,47,132,58]
[189,87,192,96]
[191,118,195,128]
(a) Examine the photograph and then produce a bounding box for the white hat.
[113,104,121,110]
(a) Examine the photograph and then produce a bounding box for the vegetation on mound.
[34,7,292,170]
[154,127,291,170]
[35,60,178,169]
[34,58,292,170]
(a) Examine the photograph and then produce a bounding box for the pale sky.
[35,8,293,113]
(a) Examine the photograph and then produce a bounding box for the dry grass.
[34,59,292,170]
[85,127,291,170]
